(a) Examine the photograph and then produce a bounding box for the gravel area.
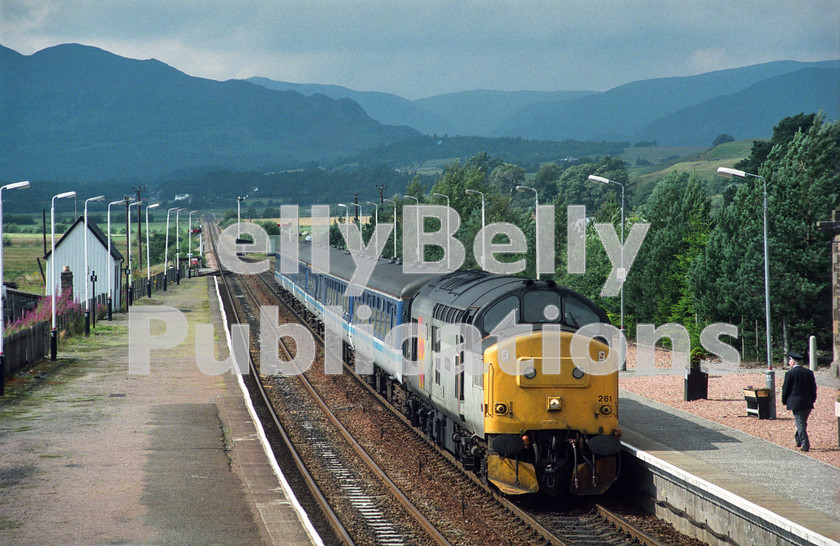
[621,344,840,468]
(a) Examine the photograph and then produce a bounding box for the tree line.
[342,113,838,365]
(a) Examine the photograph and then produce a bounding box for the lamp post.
[432,193,451,269]
[337,203,348,244]
[107,198,131,319]
[516,185,540,279]
[188,210,198,278]
[588,175,626,336]
[717,166,775,418]
[176,208,186,284]
[83,195,105,336]
[367,201,379,252]
[146,204,160,297]
[384,198,397,259]
[465,189,485,269]
[404,195,420,262]
[50,190,76,360]
[127,200,142,305]
[163,207,179,291]
[0,181,30,391]
[236,196,246,240]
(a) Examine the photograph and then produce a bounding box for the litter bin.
[744,387,771,419]
[684,368,709,401]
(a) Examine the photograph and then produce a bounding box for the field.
[2,221,197,295]
[3,233,49,294]
[629,140,753,185]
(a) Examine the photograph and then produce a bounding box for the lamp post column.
[188,211,197,278]
[84,195,105,336]
[367,201,379,251]
[384,198,397,259]
[0,181,30,393]
[405,195,419,263]
[163,207,178,291]
[127,201,141,306]
[51,191,76,360]
[146,204,160,297]
[433,193,450,269]
[176,209,186,285]
[516,185,539,278]
[465,189,485,269]
[107,199,128,319]
[718,167,775,418]
[761,177,775,418]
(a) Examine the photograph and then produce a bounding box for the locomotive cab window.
[481,295,519,333]
[563,296,602,328]
[522,291,562,323]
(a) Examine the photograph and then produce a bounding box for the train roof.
[416,270,525,310]
[280,242,443,299]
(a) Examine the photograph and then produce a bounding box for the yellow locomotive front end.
[482,329,620,495]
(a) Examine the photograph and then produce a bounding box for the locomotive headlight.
[547,397,562,411]
[572,367,585,379]
[494,403,508,415]
[600,404,612,415]
[523,367,537,379]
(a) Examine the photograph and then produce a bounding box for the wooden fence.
[3,320,50,379]
[2,262,189,389]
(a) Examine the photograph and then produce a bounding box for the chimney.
[60,266,73,298]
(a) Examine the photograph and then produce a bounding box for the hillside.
[247,78,594,137]
[0,44,417,182]
[412,89,595,136]
[633,68,840,145]
[247,77,446,135]
[494,60,839,145]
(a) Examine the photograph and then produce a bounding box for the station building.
[44,216,124,310]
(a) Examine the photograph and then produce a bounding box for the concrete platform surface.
[620,389,840,544]
[0,278,319,544]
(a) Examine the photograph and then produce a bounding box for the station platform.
[619,389,840,545]
[0,278,320,544]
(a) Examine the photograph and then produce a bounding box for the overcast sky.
[3,1,839,100]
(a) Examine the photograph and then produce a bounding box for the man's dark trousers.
[793,409,811,450]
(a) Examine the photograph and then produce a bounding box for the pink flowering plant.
[5,290,84,336]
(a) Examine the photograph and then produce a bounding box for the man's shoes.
[801,446,809,452]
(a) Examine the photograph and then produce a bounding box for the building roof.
[43,215,124,261]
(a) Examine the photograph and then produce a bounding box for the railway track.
[207,218,669,545]
[209,220,446,544]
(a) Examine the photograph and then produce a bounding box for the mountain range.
[0,43,416,182]
[1,42,838,183]
[250,59,839,144]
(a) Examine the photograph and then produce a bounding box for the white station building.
[44,216,124,309]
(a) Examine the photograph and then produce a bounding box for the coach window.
[375,298,384,337]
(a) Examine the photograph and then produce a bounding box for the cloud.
[1,0,838,98]
[690,48,729,73]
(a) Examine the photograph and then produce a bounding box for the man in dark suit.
[781,352,817,452]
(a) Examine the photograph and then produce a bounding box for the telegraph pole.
[132,186,146,270]
[124,195,131,307]
[375,184,387,205]
[353,193,359,225]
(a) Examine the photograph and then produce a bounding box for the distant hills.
[251,60,839,146]
[0,44,416,182]
[1,42,837,184]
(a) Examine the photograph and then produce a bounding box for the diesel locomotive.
[275,241,621,496]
